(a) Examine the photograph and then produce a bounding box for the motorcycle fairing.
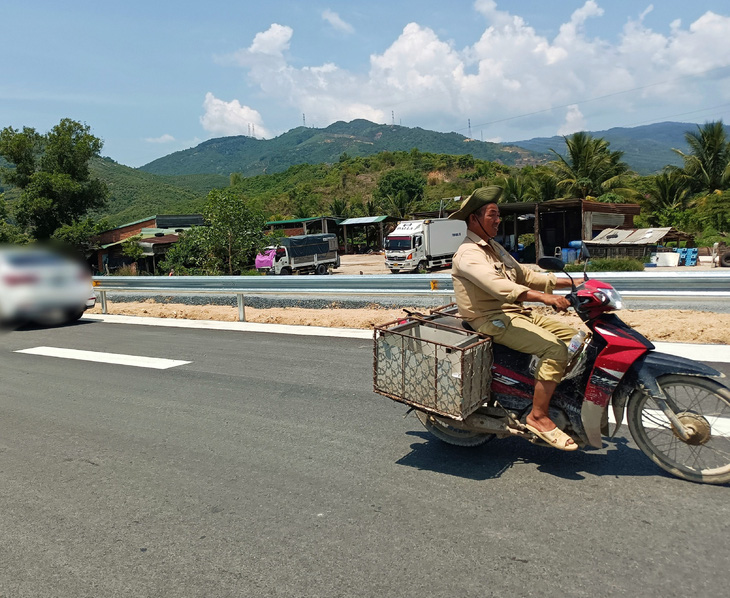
[580,314,653,447]
[584,314,653,408]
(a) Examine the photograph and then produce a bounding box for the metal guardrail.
[93,271,730,322]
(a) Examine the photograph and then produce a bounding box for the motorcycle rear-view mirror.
[537,257,565,272]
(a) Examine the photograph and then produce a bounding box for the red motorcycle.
[374,256,730,485]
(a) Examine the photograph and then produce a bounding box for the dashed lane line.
[14,346,191,369]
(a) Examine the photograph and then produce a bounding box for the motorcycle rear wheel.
[628,375,730,484]
[415,411,495,447]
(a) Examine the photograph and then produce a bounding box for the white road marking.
[652,342,730,364]
[82,313,373,339]
[15,346,190,369]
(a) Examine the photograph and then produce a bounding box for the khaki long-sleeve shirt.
[451,231,557,328]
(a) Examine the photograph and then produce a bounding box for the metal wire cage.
[373,315,492,421]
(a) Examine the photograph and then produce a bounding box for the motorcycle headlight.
[594,288,624,310]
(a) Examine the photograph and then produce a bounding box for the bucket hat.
[447,186,502,220]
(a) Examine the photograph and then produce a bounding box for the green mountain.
[140,119,544,177]
[509,121,730,175]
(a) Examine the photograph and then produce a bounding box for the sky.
[3,0,730,168]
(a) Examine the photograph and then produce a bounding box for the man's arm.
[516,283,571,312]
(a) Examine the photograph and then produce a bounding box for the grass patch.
[565,258,645,272]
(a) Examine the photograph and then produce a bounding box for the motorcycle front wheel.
[415,411,495,447]
[628,375,730,484]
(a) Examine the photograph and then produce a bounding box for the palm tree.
[550,132,633,199]
[642,170,693,226]
[527,168,559,202]
[383,191,418,219]
[497,175,532,202]
[673,121,730,193]
[331,198,349,218]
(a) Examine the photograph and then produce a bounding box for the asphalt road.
[1,320,729,598]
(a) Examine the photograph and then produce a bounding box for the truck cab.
[384,219,465,273]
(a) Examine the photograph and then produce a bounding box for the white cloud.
[557,105,586,136]
[145,134,176,144]
[218,23,293,69]
[218,4,730,141]
[200,92,271,138]
[249,23,292,57]
[322,9,354,34]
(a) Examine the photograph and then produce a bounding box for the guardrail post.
[237,293,246,322]
[100,290,107,314]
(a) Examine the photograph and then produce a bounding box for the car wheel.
[66,309,85,323]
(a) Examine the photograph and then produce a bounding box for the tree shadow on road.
[396,431,668,482]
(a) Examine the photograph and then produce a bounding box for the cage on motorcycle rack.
[373,307,493,421]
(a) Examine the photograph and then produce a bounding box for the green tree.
[691,189,730,233]
[374,169,426,218]
[202,188,268,275]
[158,226,211,275]
[0,195,29,244]
[0,119,108,239]
[52,217,111,256]
[331,198,349,218]
[526,168,559,202]
[641,171,693,226]
[673,121,730,193]
[549,132,632,199]
[497,175,532,202]
[121,235,145,262]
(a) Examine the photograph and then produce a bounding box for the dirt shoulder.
[89,255,730,344]
[87,301,730,344]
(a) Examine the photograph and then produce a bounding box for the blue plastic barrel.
[568,240,583,249]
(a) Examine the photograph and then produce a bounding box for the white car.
[0,244,96,326]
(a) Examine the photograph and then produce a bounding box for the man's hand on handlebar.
[543,294,571,312]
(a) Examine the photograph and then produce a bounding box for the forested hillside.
[140,119,543,177]
[87,158,229,226]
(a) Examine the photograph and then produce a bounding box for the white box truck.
[255,233,340,275]
[384,218,466,273]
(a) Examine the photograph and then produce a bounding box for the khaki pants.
[476,312,577,383]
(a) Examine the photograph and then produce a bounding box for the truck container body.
[255,233,340,275]
[384,219,466,273]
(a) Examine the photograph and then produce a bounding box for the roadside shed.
[338,215,398,253]
[585,227,694,260]
[535,199,641,259]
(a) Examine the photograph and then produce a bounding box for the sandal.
[525,424,578,452]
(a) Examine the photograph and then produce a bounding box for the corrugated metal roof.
[265,216,343,226]
[339,216,392,225]
[587,227,672,245]
[139,235,179,245]
[139,227,193,238]
[540,198,641,215]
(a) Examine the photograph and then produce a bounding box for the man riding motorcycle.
[449,186,578,450]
